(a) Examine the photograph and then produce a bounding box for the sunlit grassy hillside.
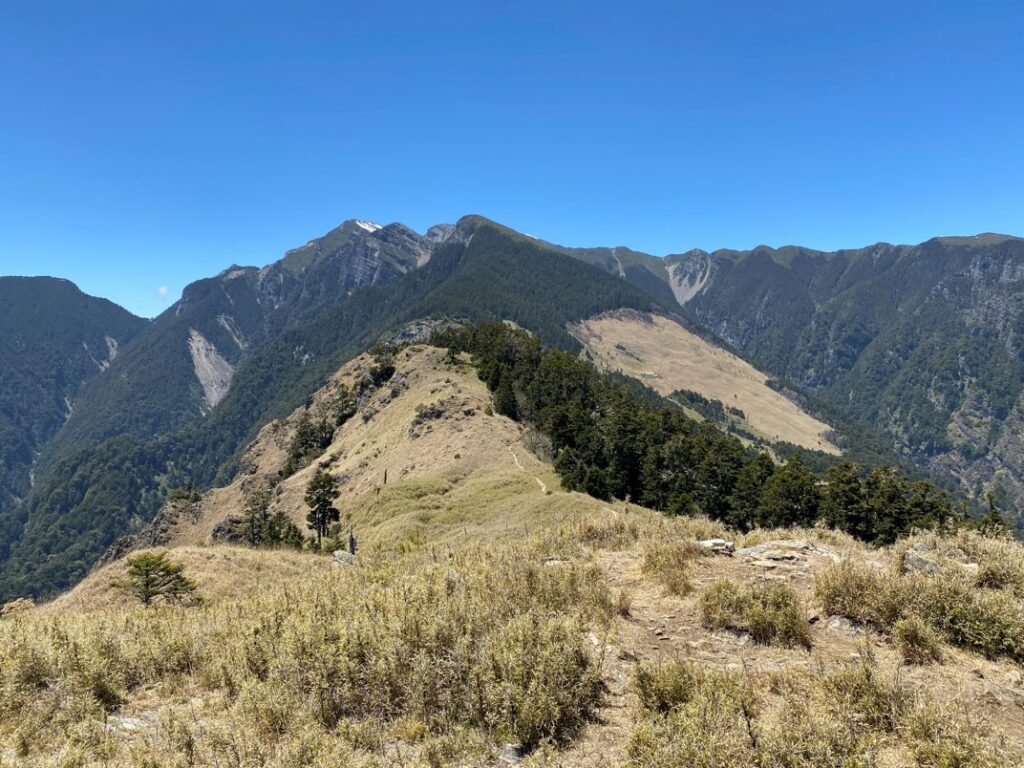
[3,512,1023,767]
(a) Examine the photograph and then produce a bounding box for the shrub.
[642,541,700,596]
[0,539,612,765]
[700,580,812,649]
[816,560,1024,664]
[893,616,944,665]
[633,660,703,713]
[905,703,1011,768]
[820,662,910,732]
[814,560,904,628]
[627,660,1013,768]
[627,665,756,768]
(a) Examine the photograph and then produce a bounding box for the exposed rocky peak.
[257,218,436,315]
[664,249,715,304]
[424,223,457,243]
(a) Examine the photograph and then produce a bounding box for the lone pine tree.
[305,470,340,548]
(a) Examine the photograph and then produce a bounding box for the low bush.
[642,540,700,596]
[0,540,613,765]
[700,580,812,649]
[893,616,944,665]
[816,559,1024,663]
[627,660,1011,768]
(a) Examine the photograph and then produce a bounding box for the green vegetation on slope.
[436,323,969,545]
[0,276,145,527]
[0,220,671,600]
[682,237,1024,525]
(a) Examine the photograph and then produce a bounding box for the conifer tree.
[755,455,820,528]
[494,369,519,420]
[304,470,340,548]
[115,551,198,607]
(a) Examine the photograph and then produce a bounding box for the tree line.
[434,323,985,544]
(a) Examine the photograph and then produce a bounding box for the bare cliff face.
[255,220,434,323]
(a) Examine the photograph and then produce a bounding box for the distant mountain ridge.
[0,215,675,599]
[571,232,1024,519]
[2,218,1022,600]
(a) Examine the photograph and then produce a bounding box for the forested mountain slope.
[668,235,1024,521]
[0,217,675,599]
[0,277,145,516]
[552,232,1024,521]
[42,219,435,472]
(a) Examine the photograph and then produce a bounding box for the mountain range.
[1,215,1022,599]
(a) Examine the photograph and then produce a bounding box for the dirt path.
[550,552,696,767]
[509,445,548,494]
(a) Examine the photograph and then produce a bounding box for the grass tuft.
[700,579,812,649]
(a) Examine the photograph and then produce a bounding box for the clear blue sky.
[2,1,1022,317]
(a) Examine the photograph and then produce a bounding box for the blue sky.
[1,1,1022,317]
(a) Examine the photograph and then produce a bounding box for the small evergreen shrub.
[113,551,200,607]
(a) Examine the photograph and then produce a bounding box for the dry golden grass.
[5,515,1024,766]
[626,658,1014,768]
[164,345,616,554]
[816,529,1024,664]
[48,546,325,613]
[9,348,1024,766]
[569,310,840,453]
[1,538,616,767]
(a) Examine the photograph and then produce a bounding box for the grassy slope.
[5,515,1023,766]
[4,346,1024,766]
[165,344,615,551]
[570,310,840,454]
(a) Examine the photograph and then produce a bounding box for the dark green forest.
[0,278,146,516]
[680,237,1024,521]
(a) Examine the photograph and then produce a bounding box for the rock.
[542,557,571,566]
[735,539,840,561]
[980,682,1024,707]
[903,549,940,574]
[497,743,524,765]
[826,615,863,637]
[332,550,356,567]
[696,538,734,554]
[105,713,157,735]
[712,629,751,646]
[945,548,970,563]
[210,515,248,544]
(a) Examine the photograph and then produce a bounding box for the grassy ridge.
[0,539,616,766]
